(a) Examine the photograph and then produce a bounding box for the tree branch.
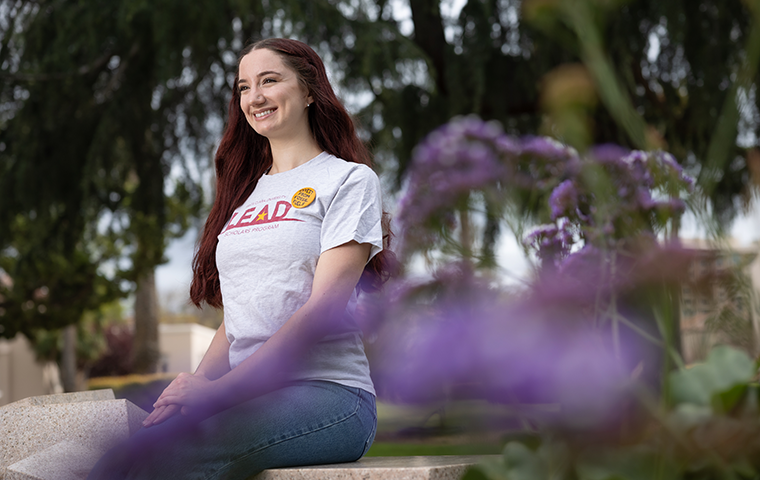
[408,0,449,96]
[0,48,114,81]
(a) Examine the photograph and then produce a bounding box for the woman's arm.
[152,240,371,420]
[194,321,231,380]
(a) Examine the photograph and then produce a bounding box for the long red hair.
[191,38,394,308]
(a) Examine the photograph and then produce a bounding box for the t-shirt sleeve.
[320,165,384,261]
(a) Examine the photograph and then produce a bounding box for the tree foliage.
[306,0,760,222]
[0,0,757,352]
[0,0,242,339]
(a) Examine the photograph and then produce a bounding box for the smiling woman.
[88,38,395,480]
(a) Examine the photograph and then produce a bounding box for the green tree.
[0,0,385,380]
[0,0,247,375]
[2,0,758,381]
[288,0,759,225]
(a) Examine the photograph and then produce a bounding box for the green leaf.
[576,445,680,480]
[462,440,553,480]
[464,460,511,480]
[669,345,756,407]
[714,383,749,414]
[669,403,713,430]
[501,442,549,480]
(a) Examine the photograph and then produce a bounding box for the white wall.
[0,335,62,406]
[0,323,218,405]
[159,323,217,374]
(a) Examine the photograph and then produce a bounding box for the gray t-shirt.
[216,152,382,395]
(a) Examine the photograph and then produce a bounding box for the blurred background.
[1,0,760,466]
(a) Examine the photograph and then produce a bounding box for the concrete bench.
[0,390,147,480]
[1,391,493,480]
[251,455,491,480]
[8,451,489,480]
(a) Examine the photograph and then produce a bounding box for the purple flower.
[521,136,576,160]
[655,151,681,173]
[549,179,579,220]
[635,188,657,210]
[622,150,649,164]
[494,135,521,157]
[590,144,630,163]
[625,152,654,186]
[645,151,695,193]
[523,224,560,247]
[369,270,635,427]
[524,221,577,268]
[398,115,693,265]
[397,117,520,252]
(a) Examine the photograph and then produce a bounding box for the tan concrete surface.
[250,455,495,480]
[0,390,147,480]
[5,441,102,480]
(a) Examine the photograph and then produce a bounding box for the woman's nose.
[250,88,264,104]
[243,89,263,107]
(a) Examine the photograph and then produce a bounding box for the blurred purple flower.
[553,242,693,296]
[398,117,513,235]
[622,151,654,187]
[549,180,579,220]
[398,116,694,268]
[375,116,706,439]
[523,221,576,267]
[370,272,636,428]
[521,136,575,160]
[655,151,681,173]
[634,188,657,210]
[645,150,695,193]
[590,144,630,164]
[517,137,581,192]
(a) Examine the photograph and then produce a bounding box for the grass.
[364,399,534,457]
[365,442,503,457]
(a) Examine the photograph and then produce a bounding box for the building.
[0,322,216,406]
[158,323,216,374]
[680,238,760,364]
[0,335,62,407]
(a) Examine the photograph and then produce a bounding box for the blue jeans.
[87,381,377,480]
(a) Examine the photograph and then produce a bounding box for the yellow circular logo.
[291,187,316,209]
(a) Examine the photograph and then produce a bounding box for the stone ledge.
[250,455,494,480]
[10,390,116,407]
[6,441,102,480]
[0,390,147,480]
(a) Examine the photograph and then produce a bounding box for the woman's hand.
[143,403,181,428]
[143,373,222,427]
[154,372,218,408]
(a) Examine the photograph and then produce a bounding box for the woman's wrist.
[194,360,231,382]
[205,377,232,412]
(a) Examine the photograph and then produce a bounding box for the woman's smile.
[253,108,276,119]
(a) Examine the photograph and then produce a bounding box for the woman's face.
[237,48,313,140]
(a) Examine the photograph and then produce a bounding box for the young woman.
[88,38,393,480]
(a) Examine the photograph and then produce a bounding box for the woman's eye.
[238,85,249,92]
[262,78,276,84]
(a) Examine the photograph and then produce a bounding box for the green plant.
[465,346,760,480]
